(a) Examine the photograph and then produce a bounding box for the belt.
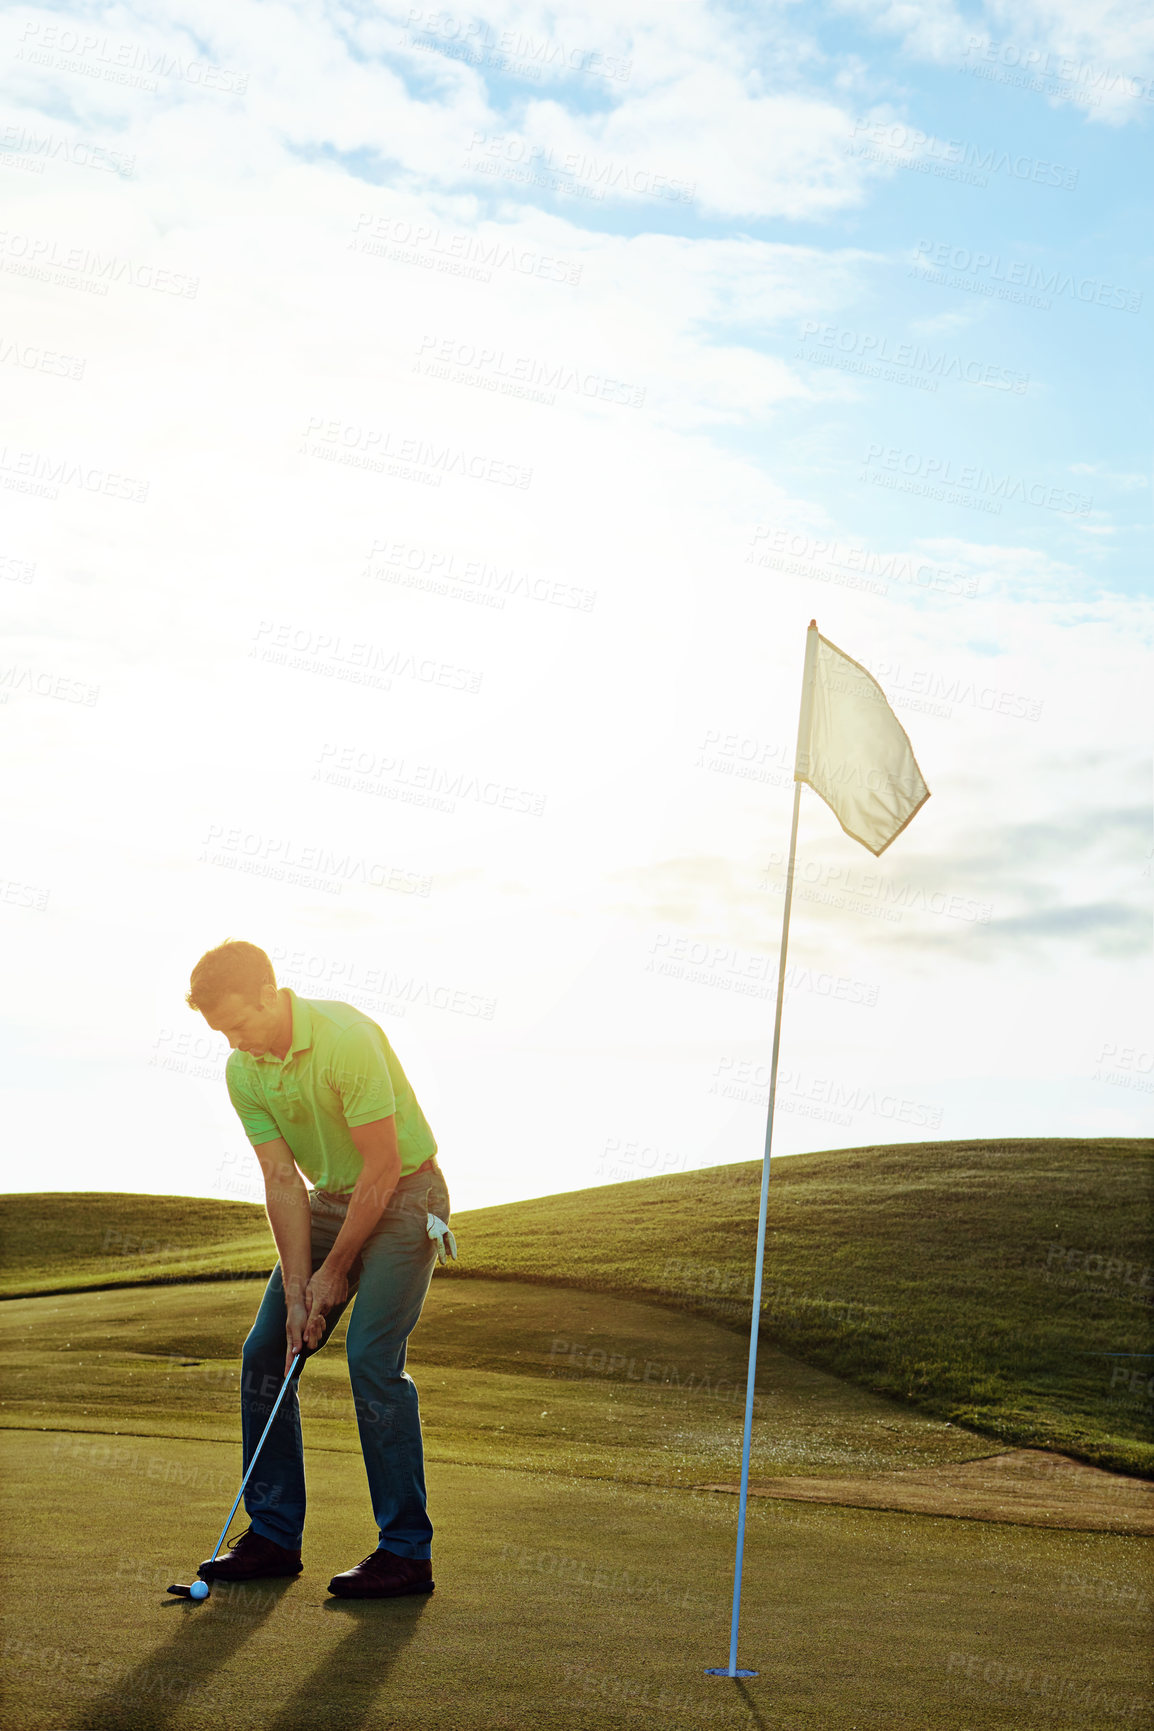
[315,1156,436,1202]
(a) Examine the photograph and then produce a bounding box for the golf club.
[166,1346,303,1601]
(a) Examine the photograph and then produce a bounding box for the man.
[185,939,454,1599]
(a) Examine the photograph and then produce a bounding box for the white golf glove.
[426,1212,458,1265]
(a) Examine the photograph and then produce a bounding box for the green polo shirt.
[225,989,436,1192]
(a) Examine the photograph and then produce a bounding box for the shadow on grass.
[265,1594,432,1731]
[13,1564,433,1731]
[702,1671,771,1727]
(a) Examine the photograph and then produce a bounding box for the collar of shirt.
[251,987,313,1068]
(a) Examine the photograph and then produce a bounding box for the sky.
[1,0,1151,1214]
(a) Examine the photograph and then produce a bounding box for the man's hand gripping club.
[283,1266,349,1376]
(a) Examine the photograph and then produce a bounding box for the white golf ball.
[190,1581,210,1601]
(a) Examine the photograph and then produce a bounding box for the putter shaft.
[167,1348,303,1597]
[203,1348,302,1571]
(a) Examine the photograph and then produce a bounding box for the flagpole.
[707,620,818,1682]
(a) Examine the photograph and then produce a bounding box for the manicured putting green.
[1,1276,995,1487]
[1,1275,1151,1728]
[2,1430,1149,1731]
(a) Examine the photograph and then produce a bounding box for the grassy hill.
[2,1137,1150,1475]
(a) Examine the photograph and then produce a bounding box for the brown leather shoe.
[328,1549,434,1599]
[198,1525,303,1582]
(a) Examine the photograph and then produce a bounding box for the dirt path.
[698,1447,1154,1532]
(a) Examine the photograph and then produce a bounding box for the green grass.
[2,1137,1150,1475]
[2,1158,1152,1731]
[5,1422,1150,1731]
[0,1192,272,1295]
[0,1277,993,1489]
[2,1276,1151,1729]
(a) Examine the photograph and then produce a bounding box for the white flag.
[795,622,930,856]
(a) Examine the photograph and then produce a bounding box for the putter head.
[167,1584,193,1597]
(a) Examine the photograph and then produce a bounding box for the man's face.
[202,986,283,1055]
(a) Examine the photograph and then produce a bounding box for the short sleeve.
[226,1055,282,1146]
[330,1023,396,1128]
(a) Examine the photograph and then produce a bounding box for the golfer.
[185,939,453,1598]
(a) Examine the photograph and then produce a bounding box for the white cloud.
[833,0,1154,121]
[1069,462,1150,489]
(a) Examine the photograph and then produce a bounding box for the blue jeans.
[239,1158,450,1559]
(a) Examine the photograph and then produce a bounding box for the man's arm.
[325,1116,402,1277]
[255,1137,312,1301]
[302,1118,401,1347]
